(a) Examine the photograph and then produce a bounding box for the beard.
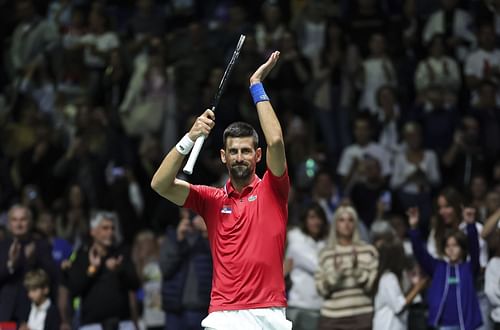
[229,163,253,181]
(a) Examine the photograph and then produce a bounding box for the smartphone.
[381,190,392,211]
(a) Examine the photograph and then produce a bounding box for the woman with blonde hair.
[315,206,379,330]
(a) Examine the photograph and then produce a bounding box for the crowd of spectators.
[0,0,500,329]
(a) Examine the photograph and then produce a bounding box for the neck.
[93,242,108,255]
[337,236,352,246]
[35,297,49,307]
[230,175,253,193]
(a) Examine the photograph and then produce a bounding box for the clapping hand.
[250,51,280,85]
[105,255,123,271]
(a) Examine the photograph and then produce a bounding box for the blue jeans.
[437,326,460,330]
[165,310,206,330]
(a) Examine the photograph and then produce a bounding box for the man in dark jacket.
[0,205,58,323]
[160,209,212,330]
[66,211,140,329]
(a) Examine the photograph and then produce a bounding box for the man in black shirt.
[67,212,140,329]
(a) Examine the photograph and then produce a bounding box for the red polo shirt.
[184,168,289,313]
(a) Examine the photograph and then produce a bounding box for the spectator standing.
[315,206,378,330]
[372,240,427,330]
[132,230,163,330]
[0,205,58,323]
[337,114,391,189]
[286,203,328,330]
[357,33,397,114]
[415,34,461,102]
[408,206,483,330]
[66,212,140,329]
[423,0,475,61]
[485,224,500,329]
[465,24,500,105]
[391,122,441,227]
[443,116,488,190]
[160,210,212,330]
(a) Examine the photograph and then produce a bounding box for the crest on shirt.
[248,195,257,202]
[221,205,232,214]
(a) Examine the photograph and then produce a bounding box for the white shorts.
[201,307,293,330]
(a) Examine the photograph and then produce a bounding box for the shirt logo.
[248,195,257,202]
[221,205,232,214]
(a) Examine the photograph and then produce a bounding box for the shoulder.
[287,227,305,243]
[486,257,500,271]
[357,242,378,255]
[189,184,225,198]
[380,272,399,286]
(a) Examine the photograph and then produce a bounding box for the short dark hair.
[223,122,259,149]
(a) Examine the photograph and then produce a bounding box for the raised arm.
[463,207,480,275]
[249,51,286,177]
[151,110,215,205]
[407,207,439,276]
[481,207,500,239]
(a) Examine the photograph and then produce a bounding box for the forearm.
[150,147,187,205]
[256,100,284,148]
[405,278,428,305]
[481,208,500,239]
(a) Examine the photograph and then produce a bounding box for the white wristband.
[176,134,195,155]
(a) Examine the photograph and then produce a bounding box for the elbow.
[150,177,160,192]
[150,174,167,194]
[267,135,284,149]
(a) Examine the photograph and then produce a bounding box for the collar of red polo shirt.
[224,174,261,197]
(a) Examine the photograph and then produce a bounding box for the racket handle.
[183,135,206,175]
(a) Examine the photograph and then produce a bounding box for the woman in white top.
[484,225,500,328]
[373,240,427,330]
[391,122,440,227]
[414,34,461,103]
[286,203,328,330]
[357,33,397,114]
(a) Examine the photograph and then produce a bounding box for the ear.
[43,287,49,296]
[256,147,262,163]
[220,149,227,164]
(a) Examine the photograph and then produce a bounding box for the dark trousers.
[165,310,206,330]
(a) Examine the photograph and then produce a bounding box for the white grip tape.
[183,135,205,175]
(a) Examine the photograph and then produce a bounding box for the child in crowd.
[485,224,500,329]
[372,240,428,330]
[408,206,482,330]
[21,269,60,330]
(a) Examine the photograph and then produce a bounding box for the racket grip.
[183,135,206,175]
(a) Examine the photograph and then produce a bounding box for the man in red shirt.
[151,52,292,329]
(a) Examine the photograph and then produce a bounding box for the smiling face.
[438,195,458,225]
[221,137,261,182]
[445,236,464,263]
[91,218,115,248]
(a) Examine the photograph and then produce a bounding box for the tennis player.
[151,51,292,330]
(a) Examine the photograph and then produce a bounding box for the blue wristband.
[250,82,270,105]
